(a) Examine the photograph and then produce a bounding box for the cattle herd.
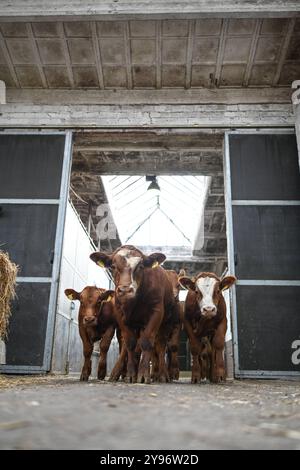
[65,245,236,384]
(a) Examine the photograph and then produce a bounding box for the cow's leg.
[184,320,201,384]
[79,327,93,381]
[151,348,159,381]
[98,326,115,380]
[137,304,163,384]
[137,333,153,384]
[109,343,127,382]
[116,327,127,379]
[200,338,212,381]
[167,322,181,381]
[156,334,170,383]
[210,320,227,383]
[116,327,122,353]
[109,322,137,383]
[123,329,138,383]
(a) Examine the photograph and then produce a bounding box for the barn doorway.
[69,129,228,374]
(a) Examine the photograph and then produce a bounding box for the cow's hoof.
[137,375,151,384]
[159,376,168,383]
[97,368,106,380]
[169,369,180,381]
[191,375,201,384]
[80,375,89,382]
[151,374,159,382]
[125,375,137,384]
[211,376,226,384]
[108,375,119,382]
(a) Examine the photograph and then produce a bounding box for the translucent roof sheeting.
[102,175,210,255]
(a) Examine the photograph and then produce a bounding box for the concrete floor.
[0,375,300,450]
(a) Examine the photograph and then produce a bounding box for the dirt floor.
[0,374,300,450]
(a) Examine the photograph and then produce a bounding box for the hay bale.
[0,251,18,339]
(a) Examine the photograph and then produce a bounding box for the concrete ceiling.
[0,17,299,89]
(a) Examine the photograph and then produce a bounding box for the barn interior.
[0,4,299,380]
[69,130,226,278]
[68,129,227,373]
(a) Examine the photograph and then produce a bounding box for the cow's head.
[64,286,114,326]
[90,245,166,305]
[167,269,186,300]
[179,272,236,319]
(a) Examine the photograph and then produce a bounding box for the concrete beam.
[6,88,292,106]
[0,103,294,128]
[71,153,222,175]
[0,1,299,21]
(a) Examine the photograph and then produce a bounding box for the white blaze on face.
[117,248,131,258]
[117,249,142,292]
[196,277,217,316]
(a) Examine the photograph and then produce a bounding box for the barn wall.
[51,201,118,377]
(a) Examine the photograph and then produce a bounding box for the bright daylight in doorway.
[102,175,210,255]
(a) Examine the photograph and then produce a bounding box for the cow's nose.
[201,306,217,316]
[117,286,134,295]
[83,316,96,324]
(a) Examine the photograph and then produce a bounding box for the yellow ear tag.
[152,261,159,268]
[97,261,105,268]
[106,295,112,302]
[67,294,74,300]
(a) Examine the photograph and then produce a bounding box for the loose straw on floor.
[0,251,18,339]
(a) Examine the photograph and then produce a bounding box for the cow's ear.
[179,276,196,291]
[64,288,80,301]
[178,268,186,277]
[220,275,236,291]
[99,290,115,303]
[143,252,166,268]
[90,252,112,268]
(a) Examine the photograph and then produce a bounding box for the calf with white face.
[180,272,236,383]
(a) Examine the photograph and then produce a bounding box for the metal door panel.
[236,285,300,372]
[225,130,300,378]
[0,204,58,277]
[0,131,72,373]
[229,134,300,201]
[0,135,65,199]
[232,205,300,280]
[6,283,51,366]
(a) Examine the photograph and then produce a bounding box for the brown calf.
[64,286,118,381]
[90,245,178,384]
[179,272,236,383]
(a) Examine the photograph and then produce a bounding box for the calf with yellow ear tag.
[90,245,179,385]
[64,286,120,382]
[65,289,80,301]
[180,272,236,384]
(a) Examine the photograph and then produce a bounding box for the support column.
[292,80,300,169]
